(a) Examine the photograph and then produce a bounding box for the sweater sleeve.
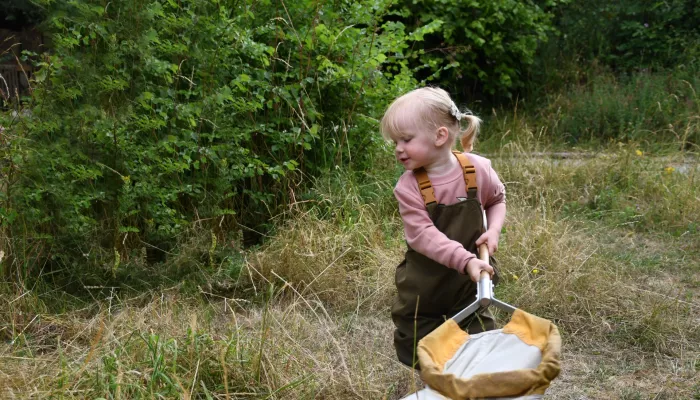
[479,158,506,209]
[394,180,476,273]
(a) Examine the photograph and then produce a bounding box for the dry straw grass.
[240,172,404,313]
[1,150,699,399]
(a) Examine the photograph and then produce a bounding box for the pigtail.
[459,114,482,153]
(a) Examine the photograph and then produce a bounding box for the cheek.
[408,142,424,155]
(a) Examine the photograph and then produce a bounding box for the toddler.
[381,87,506,368]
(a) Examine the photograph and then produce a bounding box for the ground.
[1,150,698,399]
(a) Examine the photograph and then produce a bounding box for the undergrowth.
[480,67,700,152]
[1,144,698,398]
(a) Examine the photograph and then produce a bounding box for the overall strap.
[452,150,478,200]
[413,152,478,207]
[414,168,437,205]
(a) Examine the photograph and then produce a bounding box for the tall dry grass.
[1,147,698,399]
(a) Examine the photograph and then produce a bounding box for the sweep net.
[400,309,561,400]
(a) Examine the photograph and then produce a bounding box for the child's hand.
[464,258,494,282]
[476,229,500,255]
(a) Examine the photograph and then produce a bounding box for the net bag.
[400,309,561,400]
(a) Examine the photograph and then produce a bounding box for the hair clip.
[450,102,462,121]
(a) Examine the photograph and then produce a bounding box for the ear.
[434,126,450,147]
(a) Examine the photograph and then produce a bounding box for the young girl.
[381,87,506,368]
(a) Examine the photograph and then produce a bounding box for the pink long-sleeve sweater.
[394,152,506,272]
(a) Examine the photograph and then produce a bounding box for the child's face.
[390,124,442,170]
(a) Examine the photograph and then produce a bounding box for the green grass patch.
[479,67,700,152]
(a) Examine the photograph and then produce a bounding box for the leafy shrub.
[1,0,414,283]
[547,0,700,71]
[388,0,565,98]
[542,70,700,145]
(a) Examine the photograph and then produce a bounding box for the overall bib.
[391,152,499,368]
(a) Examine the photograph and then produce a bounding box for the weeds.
[2,69,699,399]
[481,68,700,151]
[2,147,698,398]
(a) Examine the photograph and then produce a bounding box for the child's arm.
[475,157,506,255]
[476,202,505,255]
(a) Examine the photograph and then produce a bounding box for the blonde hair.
[380,87,482,152]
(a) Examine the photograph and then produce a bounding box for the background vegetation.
[2,0,415,286]
[1,0,698,398]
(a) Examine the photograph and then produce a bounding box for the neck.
[424,150,458,176]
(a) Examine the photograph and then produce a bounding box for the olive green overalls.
[391,151,499,369]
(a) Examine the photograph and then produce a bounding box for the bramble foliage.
[0,0,45,27]
[517,1,700,145]
[1,0,414,282]
[389,0,565,98]
[551,0,700,71]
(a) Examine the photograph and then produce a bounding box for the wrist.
[486,227,501,235]
[462,256,476,275]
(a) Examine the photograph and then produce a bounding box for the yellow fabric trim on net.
[417,309,561,399]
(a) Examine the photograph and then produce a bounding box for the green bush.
[545,0,700,71]
[388,0,565,99]
[542,70,700,145]
[1,0,414,283]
